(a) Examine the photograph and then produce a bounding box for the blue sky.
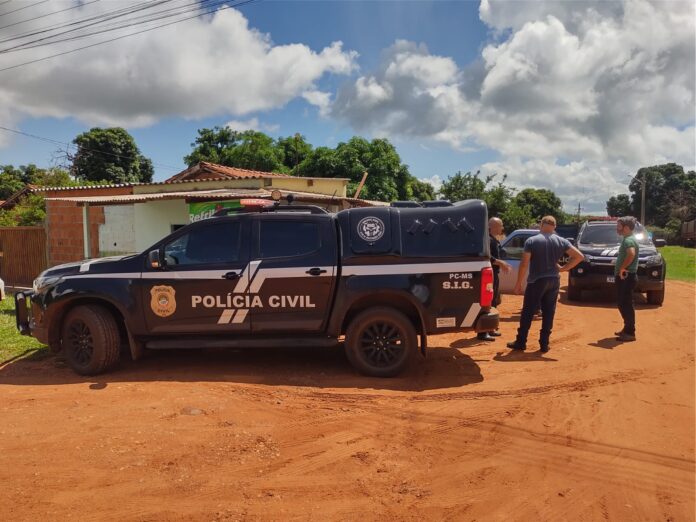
[0,1,693,212]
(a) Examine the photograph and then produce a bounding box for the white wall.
[99,205,135,255]
[134,199,190,252]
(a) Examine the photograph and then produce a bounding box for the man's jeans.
[516,276,561,347]
[615,273,637,335]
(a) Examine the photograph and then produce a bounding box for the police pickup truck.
[16,199,498,377]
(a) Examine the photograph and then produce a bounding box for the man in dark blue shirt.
[507,216,584,353]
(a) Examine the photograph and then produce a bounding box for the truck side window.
[260,221,321,258]
[164,221,241,266]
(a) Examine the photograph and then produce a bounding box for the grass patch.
[0,297,48,364]
[661,246,696,282]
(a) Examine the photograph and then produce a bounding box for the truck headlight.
[33,276,63,293]
[644,255,662,265]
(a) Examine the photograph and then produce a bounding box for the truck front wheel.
[62,305,121,375]
[647,287,665,306]
[345,307,417,377]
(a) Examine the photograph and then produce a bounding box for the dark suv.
[568,221,666,305]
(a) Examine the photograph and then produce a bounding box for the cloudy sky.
[0,0,693,212]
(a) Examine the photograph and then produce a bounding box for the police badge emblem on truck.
[150,285,176,317]
[357,217,385,242]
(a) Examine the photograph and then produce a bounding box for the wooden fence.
[0,227,48,288]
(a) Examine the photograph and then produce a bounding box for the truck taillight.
[480,267,494,307]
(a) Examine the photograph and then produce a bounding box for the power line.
[0,1,13,8]
[1,0,223,54]
[0,0,257,72]
[0,0,101,32]
[0,125,182,171]
[0,0,168,46]
[0,0,49,18]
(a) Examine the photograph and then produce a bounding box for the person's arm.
[559,245,584,272]
[618,245,636,279]
[514,252,530,294]
[493,258,512,273]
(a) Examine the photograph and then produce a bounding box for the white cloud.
[0,4,357,129]
[225,117,279,133]
[302,90,332,117]
[331,0,695,207]
[420,174,442,192]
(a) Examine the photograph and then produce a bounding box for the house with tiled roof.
[2,162,379,270]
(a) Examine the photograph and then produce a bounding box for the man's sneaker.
[489,331,502,337]
[477,333,495,342]
[617,332,636,342]
[614,330,624,336]
[539,345,550,353]
[506,341,526,351]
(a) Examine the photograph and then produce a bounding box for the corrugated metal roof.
[45,188,385,208]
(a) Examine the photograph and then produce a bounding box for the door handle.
[222,271,240,280]
[306,267,327,276]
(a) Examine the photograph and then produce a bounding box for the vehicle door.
[499,232,537,294]
[249,214,336,333]
[142,217,251,334]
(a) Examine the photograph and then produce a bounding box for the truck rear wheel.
[647,287,665,306]
[345,307,417,377]
[62,305,121,375]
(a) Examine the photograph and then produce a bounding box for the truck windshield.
[579,224,650,245]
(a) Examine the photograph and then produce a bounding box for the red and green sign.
[188,200,242,222]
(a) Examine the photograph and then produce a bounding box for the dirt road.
[1,278,694,521]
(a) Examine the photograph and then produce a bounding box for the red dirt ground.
[0,278,693,521]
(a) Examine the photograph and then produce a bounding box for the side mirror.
[565,237,576,246]
[148,249,163,269]
[499,247,508,259]
[653,239,667,248]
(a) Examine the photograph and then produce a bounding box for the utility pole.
[628,172,647,224]
[575,202,583,223]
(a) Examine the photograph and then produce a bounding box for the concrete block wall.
[44,187,132,266]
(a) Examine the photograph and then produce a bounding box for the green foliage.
[439,171,487,201]
[513,188,563,222]
[225,131,288,173]
[276,133,313,170]
[72,127,153,184]
[501,200,534,233]
[626,163,696,227]
[409,177,436,201]
[0,193,46,226]
[0,165,25,200]
[606,194,632,217]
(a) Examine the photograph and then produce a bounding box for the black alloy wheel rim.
[67,319,94,367]
[359,321,405,367]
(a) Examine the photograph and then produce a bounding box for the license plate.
[607,276,615,283]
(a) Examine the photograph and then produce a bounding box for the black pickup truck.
[568,220,666,305]
[16,199,498,377]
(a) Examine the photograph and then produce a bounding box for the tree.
[606,194,632,217]
[501,201,534,233]
[184,126,239,166]
[225,131,286,172]
[628,163,696,227]
[295,136,420,202]
[483,175,514,217]
[439,171,487,201]
[0,193,46,226]
[513,188,563,222]
[71,127,153,184]
[0,165,25,200]
[277,133,313,171]
[409,177,436,201]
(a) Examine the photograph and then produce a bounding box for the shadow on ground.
[0,343,484,392]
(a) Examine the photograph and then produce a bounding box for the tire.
[344,307,417,377]
[647,287,665,306]
[62,305,121,375]
[567,280,582,301]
